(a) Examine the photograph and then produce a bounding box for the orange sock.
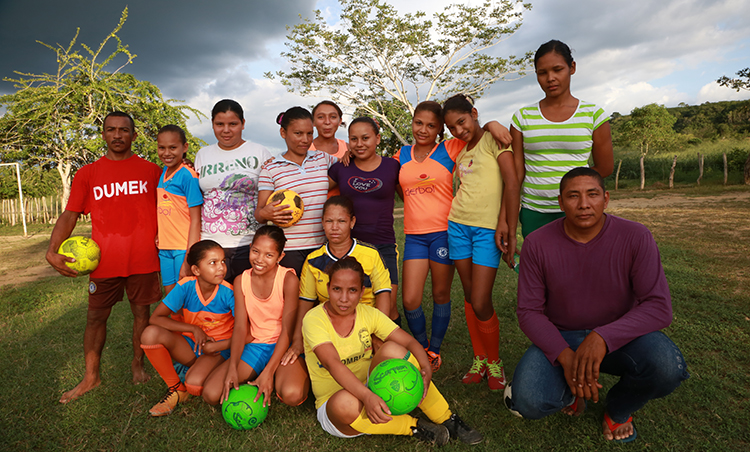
[477,314,500,363]
[141,344,185,390]
[186,384,203,396]
[464,300,485,357]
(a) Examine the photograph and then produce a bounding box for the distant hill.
[611,99,750,143]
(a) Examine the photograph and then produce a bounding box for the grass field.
[1,187,749,451]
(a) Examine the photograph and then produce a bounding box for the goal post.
[0,162,27,237]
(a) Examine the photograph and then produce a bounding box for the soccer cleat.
[149,383,190,417]
[461,355,487,384]
[442,413,484,445]
[486,359,507,391]
[426,350,442,372]
[411,418,450,446]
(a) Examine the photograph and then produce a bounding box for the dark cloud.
[0,0,316,99]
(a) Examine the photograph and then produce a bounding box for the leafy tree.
[270,0,532,145]
[618,104,680,189]
[0,8,205,206]
[717,68,750,91]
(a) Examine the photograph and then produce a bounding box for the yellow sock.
[419,383,452,424]
[405,352,452,424]
[349,408,417,436]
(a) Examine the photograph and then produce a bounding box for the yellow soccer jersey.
[299,239,392,307]
[303,303,398,408]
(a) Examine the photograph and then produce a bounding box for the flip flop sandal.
[604,412,637,443]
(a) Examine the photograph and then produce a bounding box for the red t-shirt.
[66,155,161,278]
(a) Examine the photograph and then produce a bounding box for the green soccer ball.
[58,236,101,276]
[368,358,424,415]
[221,384,268,430]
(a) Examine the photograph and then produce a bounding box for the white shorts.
[317,400,365,439]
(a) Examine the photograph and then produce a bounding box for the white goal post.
[0,162,27,237]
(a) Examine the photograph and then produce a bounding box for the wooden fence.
[0,196,90,225]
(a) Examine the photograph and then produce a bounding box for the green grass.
[1,193,749,451]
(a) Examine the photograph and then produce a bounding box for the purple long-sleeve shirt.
[517,214,673,365]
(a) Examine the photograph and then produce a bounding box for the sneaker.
[149,383,190,417]
[442,413,483,445]
[486,359,507,391]
[461,355,487,384]
[426,350,442,372]
[411,418,450,445]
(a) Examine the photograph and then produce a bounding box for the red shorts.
[87,272,162,311]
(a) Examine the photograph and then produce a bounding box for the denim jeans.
[510,330,689,423]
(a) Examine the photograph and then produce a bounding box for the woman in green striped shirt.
[510,40,613,238]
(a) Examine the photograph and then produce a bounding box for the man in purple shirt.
[505,167,688,443]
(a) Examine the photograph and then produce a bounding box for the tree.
[270,0,532,146]
[619,104,680,189]
[0,8,205,206]
[717,68,750,91]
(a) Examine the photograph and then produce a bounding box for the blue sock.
[428,301,452,354]
[404,306,428,348]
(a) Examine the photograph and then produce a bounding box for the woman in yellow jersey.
[302,257,482,445]
[273,195,391,406]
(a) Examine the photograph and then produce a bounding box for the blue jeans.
[510,330,689,423]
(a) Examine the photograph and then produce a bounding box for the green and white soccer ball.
[58,236,101,276]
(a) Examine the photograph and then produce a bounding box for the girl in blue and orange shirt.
[140,240,234,416]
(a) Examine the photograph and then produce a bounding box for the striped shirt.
[258,150,335,250]
[511,101,609,212]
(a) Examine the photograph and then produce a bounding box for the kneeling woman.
[201,225,299,406]
[302,257,482,445]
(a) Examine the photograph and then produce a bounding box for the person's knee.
[328,391,361,424]
[632,333,690,394]
[86,308,111,326]
[375,341,408,360]
[278,384,308,407]
[202,384,221,405]
[510,379,554,420]
[139,325,162,345]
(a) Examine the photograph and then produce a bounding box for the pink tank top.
[241,265,296,344]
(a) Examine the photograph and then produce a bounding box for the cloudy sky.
[1,0,749,154]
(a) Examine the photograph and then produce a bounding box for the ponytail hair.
[276,106,312,130]
[443,93,475,115]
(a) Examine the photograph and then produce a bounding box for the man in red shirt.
[46,112,162,403]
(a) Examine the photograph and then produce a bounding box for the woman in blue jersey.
[511,40,613,238]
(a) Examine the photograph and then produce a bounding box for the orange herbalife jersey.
[162,277,235,342]
[395,139,464,234]
[240,265,296,344]
[156,164,203,250]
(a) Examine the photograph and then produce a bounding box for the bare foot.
[60,376,100,403]
[132,361,151,385]
[561,396,585,416]
[603,415,635,441]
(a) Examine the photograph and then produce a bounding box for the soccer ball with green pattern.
[58,236,100,276]
[222,384,268,430]
[368,359,424,415]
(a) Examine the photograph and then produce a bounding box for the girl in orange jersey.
[201,225,299,407]
[140,240,234,416]
[396,101,512,372]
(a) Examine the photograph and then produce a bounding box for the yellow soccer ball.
[58,236,101,276]
[266,189,304,227]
